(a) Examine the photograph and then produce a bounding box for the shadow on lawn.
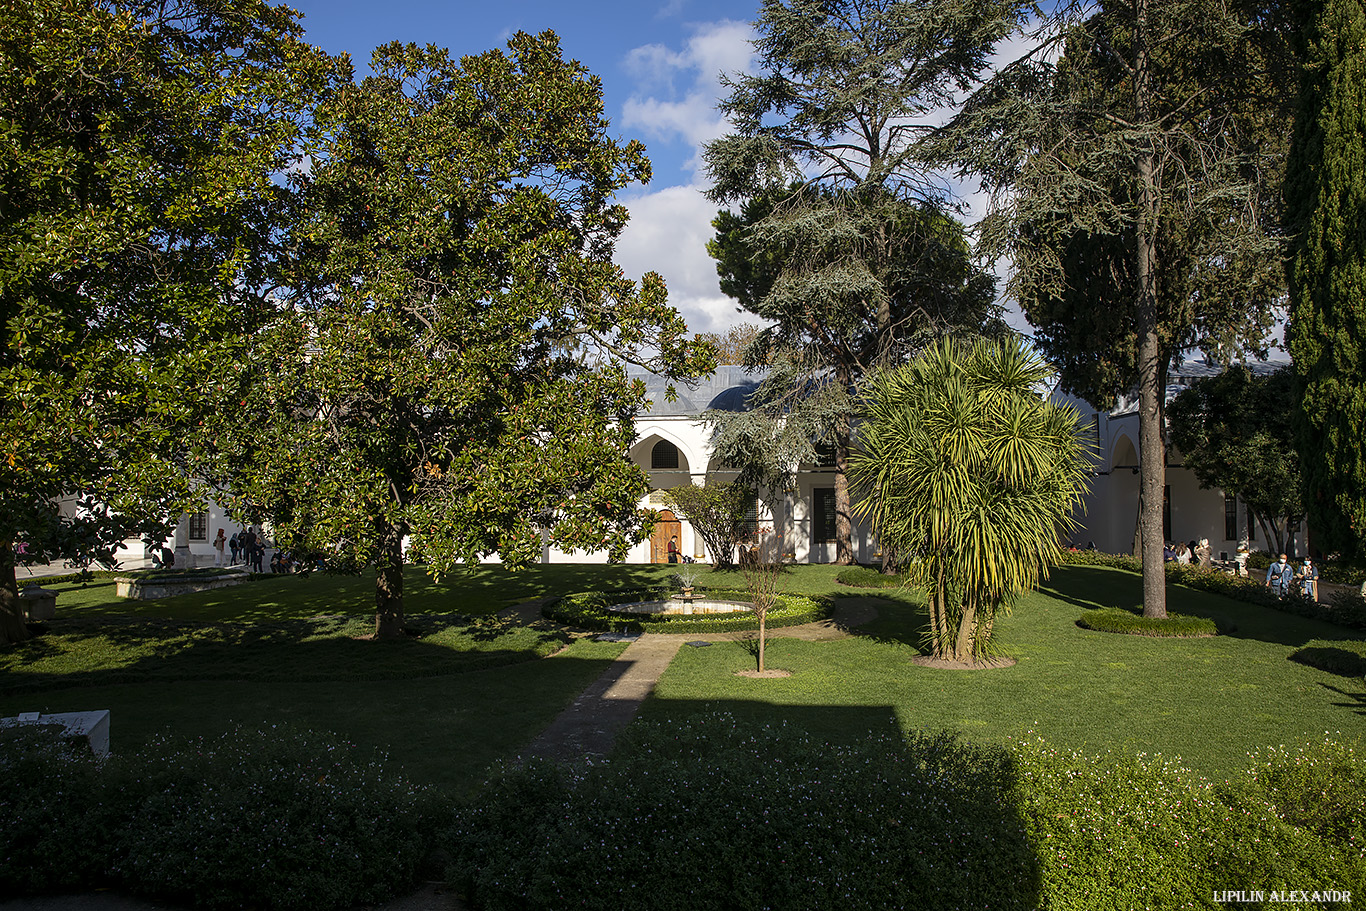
[55,563,679,623]
[1038,565,1354,649]
[1318,680,1366,716]
[0,613,571,694]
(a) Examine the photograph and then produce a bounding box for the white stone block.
[0,710,110,757]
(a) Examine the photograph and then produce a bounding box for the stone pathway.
[517,596,882,764]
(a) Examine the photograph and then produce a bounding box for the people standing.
[213,528,227,567]
[1298,557,1319,601]
[667,535,680,564]
[1266,553,1294,597]
[229,531,240,566]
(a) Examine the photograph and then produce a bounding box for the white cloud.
[615,183,743,336]
[621,20,754,173]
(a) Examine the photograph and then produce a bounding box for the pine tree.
[1286,0,1366,561]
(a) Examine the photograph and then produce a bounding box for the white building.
[1055,359,1303,559]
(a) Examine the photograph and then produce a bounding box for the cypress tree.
[1286,0,1366,560]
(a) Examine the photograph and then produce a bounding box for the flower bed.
[543,588,831,633]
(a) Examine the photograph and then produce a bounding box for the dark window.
[740,500,758,539]
[814,488,836,544]
[651,439,680,469]
[1162,485,1171,542]
[188,511,208,541]
[1224,493,1239,541]
[812,441,837,467]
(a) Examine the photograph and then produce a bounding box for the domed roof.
[706,381,760,413]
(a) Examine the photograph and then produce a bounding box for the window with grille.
[651,439,680,469]
[188,511,208,541]
[813,488,836,543]
[1224,493,1239,541]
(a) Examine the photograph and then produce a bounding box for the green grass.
[638,564,1366,779]
[4,562,1365,791]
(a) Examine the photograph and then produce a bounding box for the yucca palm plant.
[852,337,1092,662]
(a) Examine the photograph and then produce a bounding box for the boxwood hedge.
[542,588,831,633]
[1077,606,1221,637]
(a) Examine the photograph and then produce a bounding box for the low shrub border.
[542,588,831,633]
[1060,550,1366,632]
[444,715,1366,911]
[1077,606,1221,637]
[0,724,441,910]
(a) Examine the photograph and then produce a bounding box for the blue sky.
[288,0,761,334]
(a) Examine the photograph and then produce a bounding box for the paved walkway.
[512,596,882,763]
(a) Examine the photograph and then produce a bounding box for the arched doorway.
[651,509,682,563]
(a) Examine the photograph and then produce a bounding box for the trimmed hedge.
[1014,736,1365,909]
[444,715,1366,911]
[0,724,442,910]
[1077,606,1221,637]
[1290,640,1366,677]
[834,566,911,588]
[446,714,1039,911]
[543,588,831,633]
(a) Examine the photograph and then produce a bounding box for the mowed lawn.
[640,563,1366,779]
[1,562,1363,791]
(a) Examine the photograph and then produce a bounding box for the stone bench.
[1,710,110,757]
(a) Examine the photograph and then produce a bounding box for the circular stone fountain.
[610,592,753,617]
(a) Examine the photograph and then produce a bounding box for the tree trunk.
[954,598,978,662]
[374,522,405,639]
[757,610,767,673]
[1133,0,1168,620]
[833,369,856,565]
[0,545,29,646]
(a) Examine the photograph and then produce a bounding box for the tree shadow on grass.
[1040,565,1358,649]
[47,563,682,624]
[1316,680,1366,716]
[0,612,574,694]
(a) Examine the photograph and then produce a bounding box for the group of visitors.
[220,528,265,572]
[1164,538,1213,568]
[1265,553,1318,600]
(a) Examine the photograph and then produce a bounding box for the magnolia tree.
[199,34,713,638]
[0,0,336,644]
[852,338,1091,663]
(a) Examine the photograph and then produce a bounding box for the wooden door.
[651,510,682,563]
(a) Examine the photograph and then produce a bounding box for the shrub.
[446,714,1039,911]
[1010,737,1364,910]
[113,725,439,910]
[1239,737,1366,857]
[0,726,120,893]
[1065,550,1366,632]
[834,565,911,588]
[543,589,831,634]
[1076,606,1220,637]
[0,723,440,909]
[1289,640,1366,677]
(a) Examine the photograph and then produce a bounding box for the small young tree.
[1167,366,1304,556]
[664,481,753,569]
[740,534,782,673]
[851,337,1091,663]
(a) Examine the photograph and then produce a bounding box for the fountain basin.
[611,598,752,616]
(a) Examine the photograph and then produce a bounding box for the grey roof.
[1110,356,1292,417]
[630,365,768,417]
